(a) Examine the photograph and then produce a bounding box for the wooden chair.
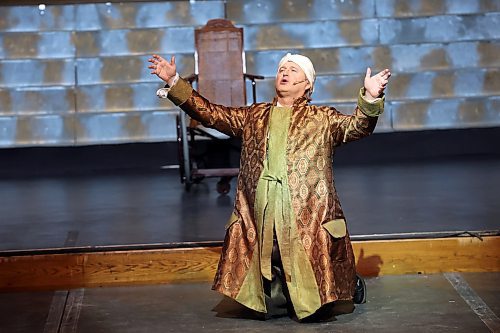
[176,19,263,193]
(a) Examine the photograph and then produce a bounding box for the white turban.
[278,53,316,93]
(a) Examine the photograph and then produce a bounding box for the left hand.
[148,54,177,85]
[364,68,391,101]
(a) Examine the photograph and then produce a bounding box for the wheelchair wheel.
[176,114,193,190]
[216,177,232,195]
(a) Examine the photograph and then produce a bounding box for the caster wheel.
[216,180,230,194]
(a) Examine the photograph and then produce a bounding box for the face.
[275,61,311,99]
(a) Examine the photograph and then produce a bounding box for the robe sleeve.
[330,87,385,147]
[166,77,249,138]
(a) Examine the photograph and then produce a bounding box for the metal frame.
[176,73,263,193]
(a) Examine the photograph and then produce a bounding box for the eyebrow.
[279,64,298,71]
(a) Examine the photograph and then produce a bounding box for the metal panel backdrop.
[0,0,499,147]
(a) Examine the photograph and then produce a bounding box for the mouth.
[280,78,289,85]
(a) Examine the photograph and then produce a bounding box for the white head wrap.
[278,53,316,94]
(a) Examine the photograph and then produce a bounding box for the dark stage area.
[0,127,499,252]
[1,127,499,177]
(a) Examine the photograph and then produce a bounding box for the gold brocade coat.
[167,78,384,318]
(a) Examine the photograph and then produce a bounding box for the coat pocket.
[322,219,347,262]
[225,211,239,230]
[322,218,347,238]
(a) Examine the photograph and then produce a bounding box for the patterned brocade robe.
[167,77,384,319]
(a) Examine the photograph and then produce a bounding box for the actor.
[148,53,390,321]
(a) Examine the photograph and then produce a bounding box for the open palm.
[364,68,391,100]
[148,54,177,84]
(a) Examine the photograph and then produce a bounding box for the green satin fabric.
[255,106,293,282]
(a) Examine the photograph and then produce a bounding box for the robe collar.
[271,95,310,108]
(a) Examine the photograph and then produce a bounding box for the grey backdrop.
[0,0,499,147]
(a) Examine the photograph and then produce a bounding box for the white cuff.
[156,87,170,99]
[169,72,179,87]
[156,73,179,99]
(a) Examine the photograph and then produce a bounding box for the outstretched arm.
[147,54,248,138]
[331,68,392,145]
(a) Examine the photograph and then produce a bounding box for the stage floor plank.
[0,156,499,251]
[0,272,498,332]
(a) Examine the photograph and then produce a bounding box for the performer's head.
[275,53,316,101]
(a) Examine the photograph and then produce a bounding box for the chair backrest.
[195,19,246,107]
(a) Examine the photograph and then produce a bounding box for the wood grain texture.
[353,236,500,277]
[0,247,222,291]
[0,237,498,291]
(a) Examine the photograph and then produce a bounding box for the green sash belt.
[258,172,292,282]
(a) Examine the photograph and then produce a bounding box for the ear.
[305,80,311,91]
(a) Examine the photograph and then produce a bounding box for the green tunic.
[254,106,321,318]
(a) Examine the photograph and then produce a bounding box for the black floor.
[0,155,499,252]
[1,272,499,332]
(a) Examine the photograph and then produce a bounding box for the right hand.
[148,55,177,85]
[364,67,391,101]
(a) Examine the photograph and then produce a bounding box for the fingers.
[147,55,159,66]
[148,64,157,74]
[148,54,173,75]
[152,54,165,62]
[148,55,161,74]
[148,54,158,63]
[147,58,157,74]
[377,69,391,88]
[148,54,169,65]
[365,67,371,80]
[379,68,391,80]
